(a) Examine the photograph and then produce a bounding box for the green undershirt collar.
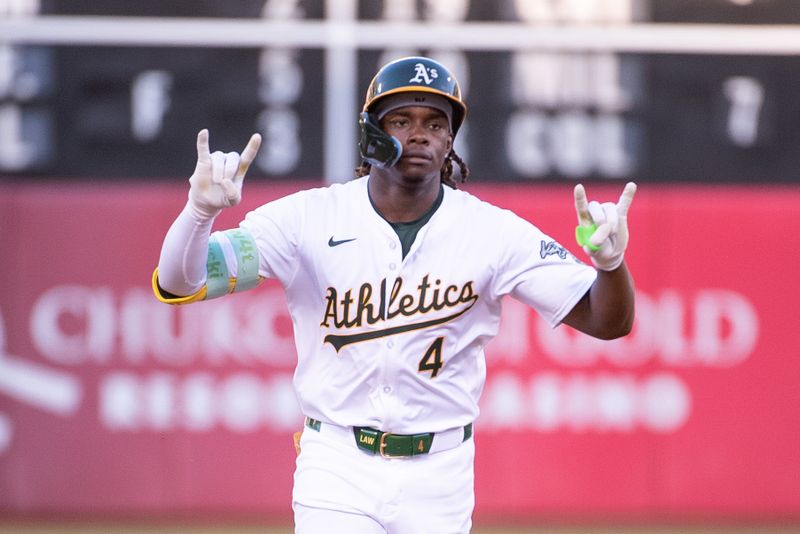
[369,183,444,259]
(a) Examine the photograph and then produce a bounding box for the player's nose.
[407,121,430,144]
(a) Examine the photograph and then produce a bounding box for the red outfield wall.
[0,180,798,522]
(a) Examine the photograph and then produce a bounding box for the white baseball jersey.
[225,176,595,434]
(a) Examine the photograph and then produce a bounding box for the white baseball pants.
[293,422,475,533]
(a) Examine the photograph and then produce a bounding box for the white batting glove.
[574,182,637,271]
[188,129,262,220]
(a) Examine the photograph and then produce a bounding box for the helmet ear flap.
[358,112,402,168]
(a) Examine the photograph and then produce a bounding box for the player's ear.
[446,133,453,152]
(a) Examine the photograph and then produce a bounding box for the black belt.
[305,418,473,458]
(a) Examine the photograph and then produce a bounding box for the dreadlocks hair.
[354,149,470,189]
[441,150,469,189]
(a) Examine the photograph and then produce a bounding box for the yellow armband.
[152,268,208,305]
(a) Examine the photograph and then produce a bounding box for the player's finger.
[573,184,592,226]
[617,182,637,216]
[587,200,606,226]
[589,222,611,247]
[221,178,239,203]
[601,202,619,234]
[196,129,211,162]
[211,151,225,184]
[223,151,240,182]
[237,133,262,180]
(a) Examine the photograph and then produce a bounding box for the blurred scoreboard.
[2,0,800,183]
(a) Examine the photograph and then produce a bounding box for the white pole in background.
[324,0,358,183]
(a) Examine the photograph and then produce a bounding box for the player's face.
[380,106,453,182]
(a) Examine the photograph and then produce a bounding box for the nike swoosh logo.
[323,300,477,352]
[328,236,357,247]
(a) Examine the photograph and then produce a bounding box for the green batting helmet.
[363,56,467,135]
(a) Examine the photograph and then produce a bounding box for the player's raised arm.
[563,182,637,339]
[154,129,262,301]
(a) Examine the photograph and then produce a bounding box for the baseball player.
[153,56,636,533]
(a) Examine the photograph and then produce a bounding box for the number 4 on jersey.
[419,337,444,378]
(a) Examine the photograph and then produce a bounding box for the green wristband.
[575,224,601,251]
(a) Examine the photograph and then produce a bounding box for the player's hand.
[574,182,637,271]
[188,129,262,220]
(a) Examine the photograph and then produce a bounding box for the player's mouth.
[400,151,432,164]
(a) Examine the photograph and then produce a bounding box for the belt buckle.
[379,432,403,458]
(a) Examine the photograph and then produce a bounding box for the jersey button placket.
[379,237,400,423]
[382,339,395,398]
[388,238,399,272]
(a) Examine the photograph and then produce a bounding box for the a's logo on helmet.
[409,63,438,85]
